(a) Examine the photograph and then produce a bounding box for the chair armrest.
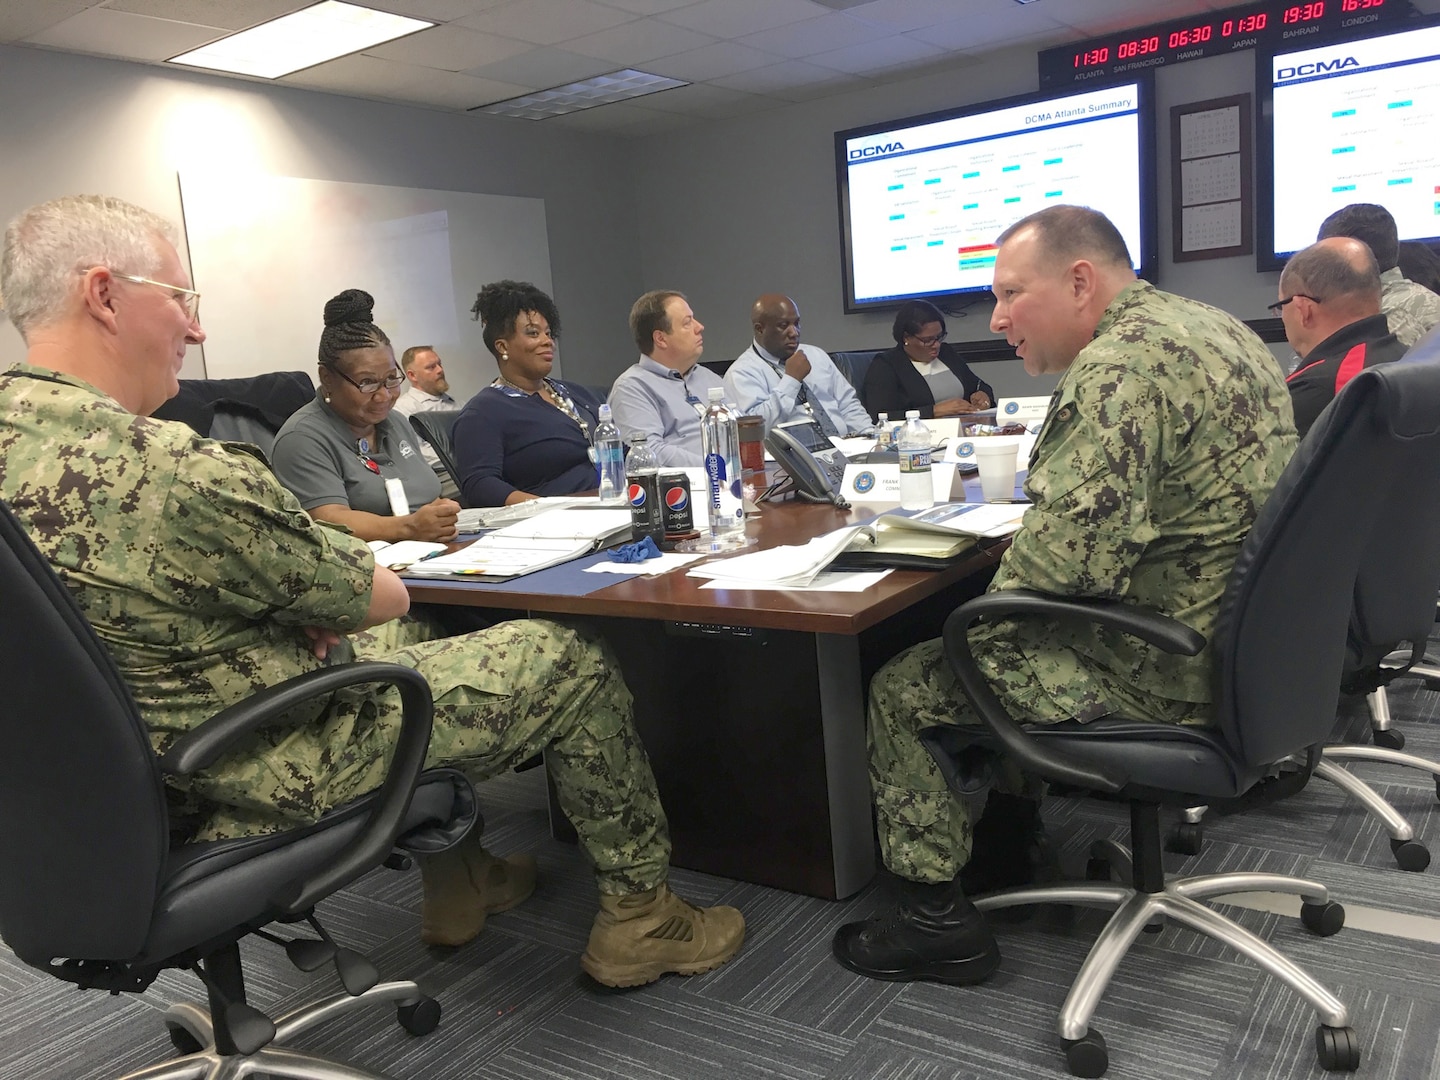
[161,662,434,914]
[941,590,1206,794]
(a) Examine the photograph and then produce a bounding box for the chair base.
[119,981,434,1080]
[974,861,1357,1075]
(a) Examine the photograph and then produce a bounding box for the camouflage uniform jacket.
[991,281,1298,707]
[1380,267,1440,348]
[0,364,377,827]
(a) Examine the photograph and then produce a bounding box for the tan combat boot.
[418,835,538,947]
[580,883,745,987]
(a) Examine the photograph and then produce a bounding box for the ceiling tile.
[592,0,703,13]
[1054,0,1213,35]
[0,1,94,43]
[383,65,533,108]
[807,33,944,75]
[281,50,417,93]
[657,0,827,40]
[27,7,225,62]
[367,0,512,18]
[102,1,306,32]
[364,23,533,70]
[914,8,1070,54]
[564,17,714,65]
[845,0,997,33]
[456,0,634,45]
[646,40,774,81]
[736,12,877,57]
[708,58,851,96]
[463,45,615,88]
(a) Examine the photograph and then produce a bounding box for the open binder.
[403,508,632,580]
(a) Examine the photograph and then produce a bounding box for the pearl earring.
[324,393,331,403]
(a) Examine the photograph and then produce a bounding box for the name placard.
[841,461,965,503]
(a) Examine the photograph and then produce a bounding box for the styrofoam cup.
[974,437,1020,502]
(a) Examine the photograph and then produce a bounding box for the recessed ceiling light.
[167,1,432,80]
[476,69,688,120]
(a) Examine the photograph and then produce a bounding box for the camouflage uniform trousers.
[869,618,1206,885]
[333,613,671,895]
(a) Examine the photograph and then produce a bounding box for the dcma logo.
[850,142,905,159]
[1277,57,1359,79]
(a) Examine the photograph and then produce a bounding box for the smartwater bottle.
[701,387,745,540]
[898,410,934,511]
[594,404,625,505]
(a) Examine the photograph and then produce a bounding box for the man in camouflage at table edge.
[0,194,742,989]
[833,205,1297,986]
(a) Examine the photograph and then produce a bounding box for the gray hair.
[1,194,176,340]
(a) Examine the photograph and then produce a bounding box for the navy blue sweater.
[453,382,602,506]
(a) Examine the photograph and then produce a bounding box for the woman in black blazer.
[863,300,994,421]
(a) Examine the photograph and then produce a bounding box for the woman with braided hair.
[271,289,461,542]
[453,280,604,506]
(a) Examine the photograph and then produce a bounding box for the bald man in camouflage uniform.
[0,194,742,989]
[834,205,1297,986]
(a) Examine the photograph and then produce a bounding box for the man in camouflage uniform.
[833,205,1297,986]
[1318,203,1440,348]
[0,194,742,988]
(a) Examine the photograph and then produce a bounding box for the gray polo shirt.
[271,395,440,516]
[608,354,725,467]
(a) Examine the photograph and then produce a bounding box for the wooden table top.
[403,500,1006,635]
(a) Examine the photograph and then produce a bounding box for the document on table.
[686,526,863,589]
[697,569,891,592]
[404,507,632,579]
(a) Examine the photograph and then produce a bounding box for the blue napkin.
[607,535,662,563]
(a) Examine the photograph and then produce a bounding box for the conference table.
[404,500,1006,899]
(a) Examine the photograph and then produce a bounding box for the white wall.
[632,44,1285,400]
[0,43,645,389]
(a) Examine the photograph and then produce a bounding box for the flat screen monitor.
[834,78,1156,313]
[1259,18,1440,271]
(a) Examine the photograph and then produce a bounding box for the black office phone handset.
[762,418,851,509]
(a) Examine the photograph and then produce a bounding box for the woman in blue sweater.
[453,280,602,506]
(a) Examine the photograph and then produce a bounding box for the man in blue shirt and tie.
[724,293,873,436]
[609,290,726,467]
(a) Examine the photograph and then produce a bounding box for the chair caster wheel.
[1300,900,1345,936]
[1165,822,1203,856]
[1390,838,1431,872]
[1315,1024,1361,1071]
[397,996,442,1036]
[166,1024,204,1055]
[1434,776,1440,804]
[1062,1029,1108,1078]
[1371,727,1405,750]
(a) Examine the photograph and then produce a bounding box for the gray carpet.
[5,680,1440,1080]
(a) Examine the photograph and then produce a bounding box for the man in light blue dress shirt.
[609,290,725,467]
[723,294,872,435]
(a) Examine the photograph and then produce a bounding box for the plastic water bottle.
[898,410,933,511]
[701,387,745,541]
[875,412,890,452]
[594,404,625,505]
[624,433,663,543]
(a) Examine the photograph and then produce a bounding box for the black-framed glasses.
[910,330,948,347]
[323,363,405,395]
[1268,293,1322,316]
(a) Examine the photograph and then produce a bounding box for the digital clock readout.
[1043,0,1394,85]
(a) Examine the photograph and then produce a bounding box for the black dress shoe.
[832,880,1000,985]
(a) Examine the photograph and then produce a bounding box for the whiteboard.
[178,172,552,404]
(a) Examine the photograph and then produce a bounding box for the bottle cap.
[598,403,612,419]
[708,386,725,401]
[905,410,920,419]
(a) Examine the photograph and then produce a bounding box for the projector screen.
[835,79,1156,313]
[1260,19,1440,270]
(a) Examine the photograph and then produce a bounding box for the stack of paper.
[405,507,632,579]
[368,539,446,569]
[687,527,863,589]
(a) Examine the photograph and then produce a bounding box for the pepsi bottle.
[624,433,663,544]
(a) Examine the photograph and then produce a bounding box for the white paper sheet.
[698,570,891,592]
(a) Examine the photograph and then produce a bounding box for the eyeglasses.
[323,363,406,395]
[909,331,947,347]
[88,269,202,321]
[1267,293,1321,316]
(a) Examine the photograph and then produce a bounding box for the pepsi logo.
[665,486,688,511]
[628,483,646,507]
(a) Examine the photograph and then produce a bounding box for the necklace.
[492,375,591,440]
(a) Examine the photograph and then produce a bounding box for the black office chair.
[407,407,464,502]
[919,362,1440,1077]
[0,499,479,1080]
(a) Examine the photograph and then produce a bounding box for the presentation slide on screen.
[843,84,1142,305]
[1272,24,1440,256]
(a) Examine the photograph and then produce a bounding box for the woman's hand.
[405,498,461,542]
[934,396,978,417]
[969,391,992,410]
